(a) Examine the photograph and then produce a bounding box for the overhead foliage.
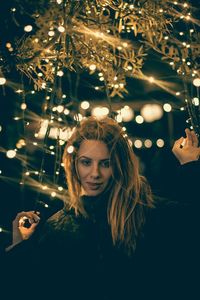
[12,0,199,98]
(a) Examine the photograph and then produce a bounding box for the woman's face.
[77,140,112,196]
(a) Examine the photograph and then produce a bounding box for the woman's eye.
[80,159,91,166]
[100,160,110,168]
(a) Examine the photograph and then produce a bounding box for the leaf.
[118,18,123,33]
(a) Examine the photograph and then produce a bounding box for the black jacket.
[1,161,200,300]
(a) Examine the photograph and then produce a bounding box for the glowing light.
[91,107,109,119]
[120,106,134,122]
[37,120,49,138]
[57,105,64,113]
[56,0,63,3]
[21,103,27,110]
[122,42,128,48]
[48,31,55,37]
[6,43,12,48]
[193,78,200,87]
[192,98,199,106]
[156,139,165,148]
[0,228,3,232]
[141,104,163,122]
[89,64,96,71]
[64,109,70,115]
[0,77,6,85]
[6,150,16,158]
[58,26,65,32]
[144,139,152,148]
[81,101,90,110]
[51,192,56,197]
[134,140,143,149]
[135,115,144,124]
[163,103,172,112]
[67,146,74,154]
[24,25,33,32]
[58,186,63,191]
[116,114,123,123]
[57,70,64,77]
[148,77,155,83]
[42,185,48,190]
[16,139,26,149]
[176,92,181,96]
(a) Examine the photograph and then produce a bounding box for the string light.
[193,78,200,87]
[163,103,172,112]
[135,115,144,124]
[0,77,6,85]
[6,150,16,158]
[156,139,165,148]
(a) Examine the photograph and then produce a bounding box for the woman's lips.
[86,182,103,190]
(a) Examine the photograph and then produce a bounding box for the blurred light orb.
[120,106,134,122]
[192,97,199,106]
[48,31,55,37]
[115,114,123,123]
[24,25,33,32]
[58,26,65,32]
[163,103,172,112]
[134,140,143,149]
[57,105,64,113]
[64,109,70,115]
[57,70,64,77]
[92,106,109,119]
[148,76,155,83]
[67,146,74,154]
[89,64,96,71]
[135,115,144,124]
[156,139,165,148]
[144,139,152,148]
[141,104,163,122]
[6,150,16,158]
[81,101,90,110]
[0,77,6,85]
[21,103,27,110]
[193,78,200,87]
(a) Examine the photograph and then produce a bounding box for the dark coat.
[1,161,200,300]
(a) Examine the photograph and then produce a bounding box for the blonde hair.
[63,116,154,254]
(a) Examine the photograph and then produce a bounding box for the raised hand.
[12,211,40,246]
[172,128,200,165]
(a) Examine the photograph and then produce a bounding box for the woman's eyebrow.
[78,156,110,161]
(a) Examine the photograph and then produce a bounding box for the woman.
[3,117,200,300]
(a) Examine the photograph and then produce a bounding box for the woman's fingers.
[185,128,199,147]
[185,128,192,146]
[14,211,40,227]
[191,130,199,147]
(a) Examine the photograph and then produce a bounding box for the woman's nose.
[90,163,100,178]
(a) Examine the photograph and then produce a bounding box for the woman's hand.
[172,128,200,165]
[12,211,40,245]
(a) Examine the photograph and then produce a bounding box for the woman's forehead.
[77,140,110,158]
